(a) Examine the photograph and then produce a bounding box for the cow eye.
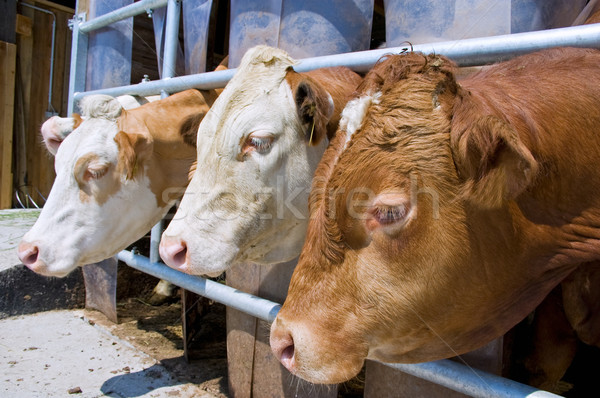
[365,193,413,235]
[85,163,109,180]
[244,133,274,155]
[371,205,407,225]
[75,154,110,185]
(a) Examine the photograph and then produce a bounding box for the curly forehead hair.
[306,52,460,267]
[358,52,457,95]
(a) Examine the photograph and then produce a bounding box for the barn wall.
[10,0,74,209]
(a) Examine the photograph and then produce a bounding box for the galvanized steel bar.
[294,22,600,73]
[73,23,600,101]
[388,361,562,398]
[73,68,236,100]
[117,250,282,322]
[148,0,180,257]
[79,0,168,33]
[117,248,561,398]
[160,0,181,93]
[67,13,88,115]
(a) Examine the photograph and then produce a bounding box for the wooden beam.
[0,41,17,209]
[21,0,75,15]
[16,14,33,37]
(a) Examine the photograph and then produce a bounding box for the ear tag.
[309,119,316,144]
[131,160,138,179]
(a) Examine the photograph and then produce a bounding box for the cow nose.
[270,319,297,373]
[17,242,40,268]
[159,237,189,272]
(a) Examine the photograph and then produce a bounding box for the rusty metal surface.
[82,257,118,323]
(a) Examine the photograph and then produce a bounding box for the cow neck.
[457,82,600,282]
[119,96,199,207]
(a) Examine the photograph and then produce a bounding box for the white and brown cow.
[39,95,159,155]
[160,46,362,276]
[17,88,218,277]
[270,47,600,385]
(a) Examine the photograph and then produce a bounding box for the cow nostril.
[160,238,189,271]
[280,343,295,369]
[17,244,39,266]
[173,242,187,267]
[271,328,296,372]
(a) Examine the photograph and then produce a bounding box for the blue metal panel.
[228,0,374,67]
[182,0,213,74]
[85,0,134,91]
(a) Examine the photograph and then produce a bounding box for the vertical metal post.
[149,220,164,263]
[67,13,88,115]
[162,0,181,82]
[150,0,180,262]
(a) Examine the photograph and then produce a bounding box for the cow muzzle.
[159,236,191,273]
[17,241,70,277]
[270,314,367,384]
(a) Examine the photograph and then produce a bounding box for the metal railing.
[66,1,600,396]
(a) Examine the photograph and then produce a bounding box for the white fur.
[162,46,329,276]
[21,96,166,277]
[339,91,382,149]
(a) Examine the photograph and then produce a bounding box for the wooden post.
[226,261,338,398]
[0,41,16,209]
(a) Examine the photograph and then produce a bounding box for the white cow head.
[160,46,360,276]
[18,91,202,277]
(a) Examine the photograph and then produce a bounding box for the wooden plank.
[14,7,34,199]
[28,6,53,205]
[16,15,33,37]
[14,4,73,206]
[0,42,17,209]
[31,0,75,14]
[226,263,261,398]
[254,260,337,398]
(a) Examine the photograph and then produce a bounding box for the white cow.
[40,95,159,155]
[17,89,218,277]
[160,46,362,276]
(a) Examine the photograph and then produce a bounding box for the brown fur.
[285,67,362,145]
[116,89,214,206]
[273,48,600,386]
[72,113,83,129]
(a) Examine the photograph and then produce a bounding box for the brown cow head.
[270,51,581,384]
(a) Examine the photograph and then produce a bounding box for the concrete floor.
[0,310,218,398]
[0,209,223,397]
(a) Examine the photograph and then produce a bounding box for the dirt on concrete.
[86,265,230,398]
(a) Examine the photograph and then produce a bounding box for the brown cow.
[270,47,600,385]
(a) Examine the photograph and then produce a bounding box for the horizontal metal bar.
[388,361,562,398]
[73,68,236,100]
[117,250,281,322]
[117,249,560,398]
[73,23,600,101]
[79,0,168,33]
[295,22,600,72]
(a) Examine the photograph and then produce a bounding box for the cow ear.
[41,115,82,155]
[452,115,538,208]
[72,113,83,129]
[178,113,204,147]
[114,131,153,180]
[293,78,334,146]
